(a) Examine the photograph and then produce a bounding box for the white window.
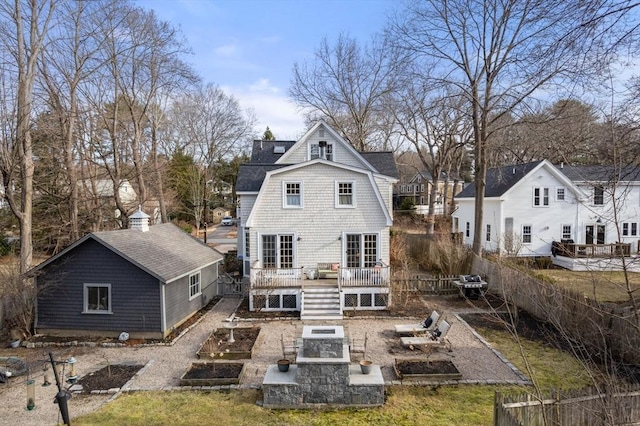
[420,196,424,205]
[562,225,572,240]
[522,225,532,243]
[189,272,201,300]
[486,224,491,242]
[421,184,425,192]
[84,283,111,314]
[633,223,638,236]
[556,187,565,201]
[336,181,355,207]
[623,223,629,236]
[466,222,470,237]
[593,186,604,205]
[283,182,302,208]
[533,187,549,206]
[310,142,333,161]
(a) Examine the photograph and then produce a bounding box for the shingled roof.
[360,151,399,178]
[249,140,296,164]
[456,161,544,198]
[34,223,222,283]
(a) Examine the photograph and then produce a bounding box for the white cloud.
[222,79,306,140]
[214,44,237,57]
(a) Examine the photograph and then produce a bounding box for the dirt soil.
[396,360,460,375]
[182,363,243,379]
[200,327,260,354]
[76,364,143,393]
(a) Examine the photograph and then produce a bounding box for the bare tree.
[170,83,255,231]
[389,0,627,256]
[290,33,402,151]
[391,81,470,232]
[0,0,55,273]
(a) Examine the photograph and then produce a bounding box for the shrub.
[410,234,473,275]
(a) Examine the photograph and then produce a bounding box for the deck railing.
[251,266,304,288]
[250,264,390,289]
[338,266,390,287]
[553,242,631,258]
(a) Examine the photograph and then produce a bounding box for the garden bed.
[77,364,144,393]
[394,359,462,381]
[196,327,260,360]
[180,362,245,386]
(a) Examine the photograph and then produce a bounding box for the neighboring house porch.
[551,241,640,272]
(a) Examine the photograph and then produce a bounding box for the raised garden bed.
[196,327,260,360]
[394,359,462,381]
[180,362,245,386]
[77,364,143,393]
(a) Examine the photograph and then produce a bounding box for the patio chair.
[400,320,452,351]
[281,334,297,360]
[350,332,368,360]
[394,310,440,335]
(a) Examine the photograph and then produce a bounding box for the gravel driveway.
[0,296,527,425]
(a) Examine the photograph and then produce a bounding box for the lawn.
[533,269,640,303]
[73,325,593,426]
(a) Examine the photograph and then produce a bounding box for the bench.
[317,262,339,279]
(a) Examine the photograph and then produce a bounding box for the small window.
[522,225,532,244]
[594,186,604,205]
[533,187,549,206]
[486,224,491,242]
[556,187,565,201]
[466,222,470,238]
[284,182,302,208]
[633,223,638,236]
[336,181,354,207]
[310,142,333,160]
[562,225,572,240]
[623,223,629,236]
[84,284,111,313]
[421,184,425,192]
[189,272,201,300]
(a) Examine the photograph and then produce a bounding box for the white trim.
[188,271,201,301]
[335,180,356,208]
[83,283,112,314]
[522,224,533,244]
[160,281,166,333]
[282,181,303,209]
[555,186,566,201]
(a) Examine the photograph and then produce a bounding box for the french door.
[585,225,605,245]
[345,233,378,268]
[261,234,294,268]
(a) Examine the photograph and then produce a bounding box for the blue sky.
[137,0,399,140]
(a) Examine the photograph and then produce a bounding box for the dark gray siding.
[36,239,162,334]
[164,263,219,331]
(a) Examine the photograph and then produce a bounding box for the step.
[303,298,340,305]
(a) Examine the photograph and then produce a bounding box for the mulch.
[76,364,143,393]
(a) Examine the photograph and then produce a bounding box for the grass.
[532,269,640,303]
[74,387,498,426]
[74,325,594,426]
[475,326,593,391]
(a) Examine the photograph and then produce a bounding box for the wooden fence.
[495,385,640,426]
[392,275,460,296]
[472,256,640,366]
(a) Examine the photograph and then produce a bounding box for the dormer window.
[273,146,285,154]
[310,142,333,161]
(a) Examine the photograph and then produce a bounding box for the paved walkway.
[0,297,527,425]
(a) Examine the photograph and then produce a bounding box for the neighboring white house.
[453,160,640,269]
[236,120,398,318]
[396,171,464,215]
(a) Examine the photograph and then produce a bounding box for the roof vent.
[273,146,285,154]
[512,167,516,174]
[129,205,150,232]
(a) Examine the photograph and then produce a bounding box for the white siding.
[249,163,389,268]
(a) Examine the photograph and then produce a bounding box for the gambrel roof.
[32,223,222,284]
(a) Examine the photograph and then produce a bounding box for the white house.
[453,160,640,270]
[236,120,398,318]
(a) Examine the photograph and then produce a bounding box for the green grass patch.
[533,270,639,303]
[74,387,499,426]
[476,326,593,390]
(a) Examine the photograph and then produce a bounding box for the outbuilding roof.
[33,223,222,283]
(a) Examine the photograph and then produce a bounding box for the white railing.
[251,266,304,288]
[338,266,390,287]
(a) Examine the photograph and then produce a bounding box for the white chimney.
[129,205,150,232]
[319,141,327,160]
